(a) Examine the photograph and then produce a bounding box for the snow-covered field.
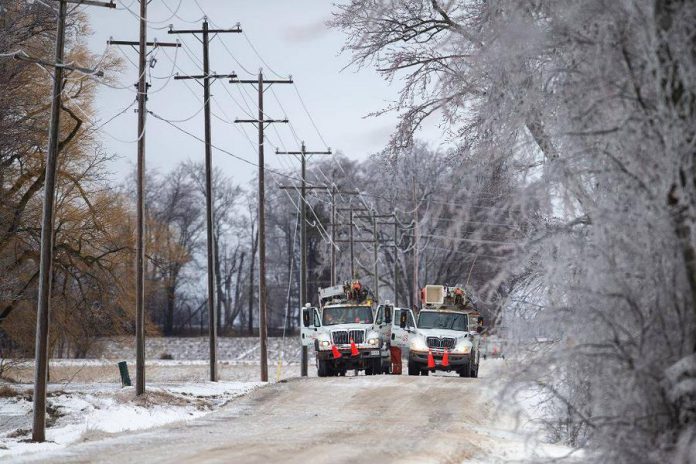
[0,381,261,459]
[0,337,288,460]
[90,336,303,362]
[3,336,309,384]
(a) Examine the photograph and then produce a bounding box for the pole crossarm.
[54,0,116,7]
[169,26,242,34]
[335,239,382,243]
[230,78,294,85]
[355,214,396,219]
[278,186,355,191]
[174,73,237,80]
[235,118,288,125]
[107,40,180,47]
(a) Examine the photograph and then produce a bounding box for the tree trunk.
[232,251,246,330]
[165,284,175,336]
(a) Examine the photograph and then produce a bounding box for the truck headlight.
[453,344,471,354]
[320,340,330,348]
[410,336,428,351]
[368,337,379,346]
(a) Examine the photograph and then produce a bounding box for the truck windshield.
[322,306,373,326]
[418,312,468,331]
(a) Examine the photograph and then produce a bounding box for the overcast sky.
[85,0,440,187]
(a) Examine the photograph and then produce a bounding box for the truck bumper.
[316,347,385,369]
[317,347,383,360]
[410,350,471,370]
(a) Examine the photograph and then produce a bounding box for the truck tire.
[374,358,383,375]
[317,359,331,377]
[459,363,470,378]
[408,359,419,376]
[471,363,479,378]
[471,351,479,378]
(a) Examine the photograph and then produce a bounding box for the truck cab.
[406,285,482,377]
[299,281,390,377]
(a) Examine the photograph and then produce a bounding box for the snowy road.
[11,361,565,463]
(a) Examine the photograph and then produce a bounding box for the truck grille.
[426,337,456,349]
[332,329,365,344]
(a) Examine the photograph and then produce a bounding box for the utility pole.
[31,0,116,443]
[276,142,331,377]
[231,71,292,382]
[412,176,419,309]
[337,207,369,280]
[350,208,355,278]
[394,220,399,306]
[372,211,378,301]
[169,19,241,383]
[109,24,180,396]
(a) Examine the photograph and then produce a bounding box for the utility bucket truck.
[299,280,390,377]
[405,285,482,377]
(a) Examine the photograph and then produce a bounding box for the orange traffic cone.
[427,349,435,369]
[332,345,342,359]
[442,349,449,367]
[350,338,359,357]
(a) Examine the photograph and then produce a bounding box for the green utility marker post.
[118,361,131,387]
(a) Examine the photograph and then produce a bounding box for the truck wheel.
[408,359,419,376]
[317,359,331,377]
[420,369,429,376]
[470,351,479,378]
[459,363,470,378]
[372,359,383,375]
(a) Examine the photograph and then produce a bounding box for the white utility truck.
[404,285,482,377]
[300,281,390,377]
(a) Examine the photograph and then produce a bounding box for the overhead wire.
[116,0,198,28]
[61,89,145,144]
[154,0,343,251]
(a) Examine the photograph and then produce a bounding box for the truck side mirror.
[385,306,392,324]
[302,308,310,327]
[399,310,408,329]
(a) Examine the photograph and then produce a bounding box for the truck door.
[391,308,416,350]
[374,304,393,342]
[300,306,321,347]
